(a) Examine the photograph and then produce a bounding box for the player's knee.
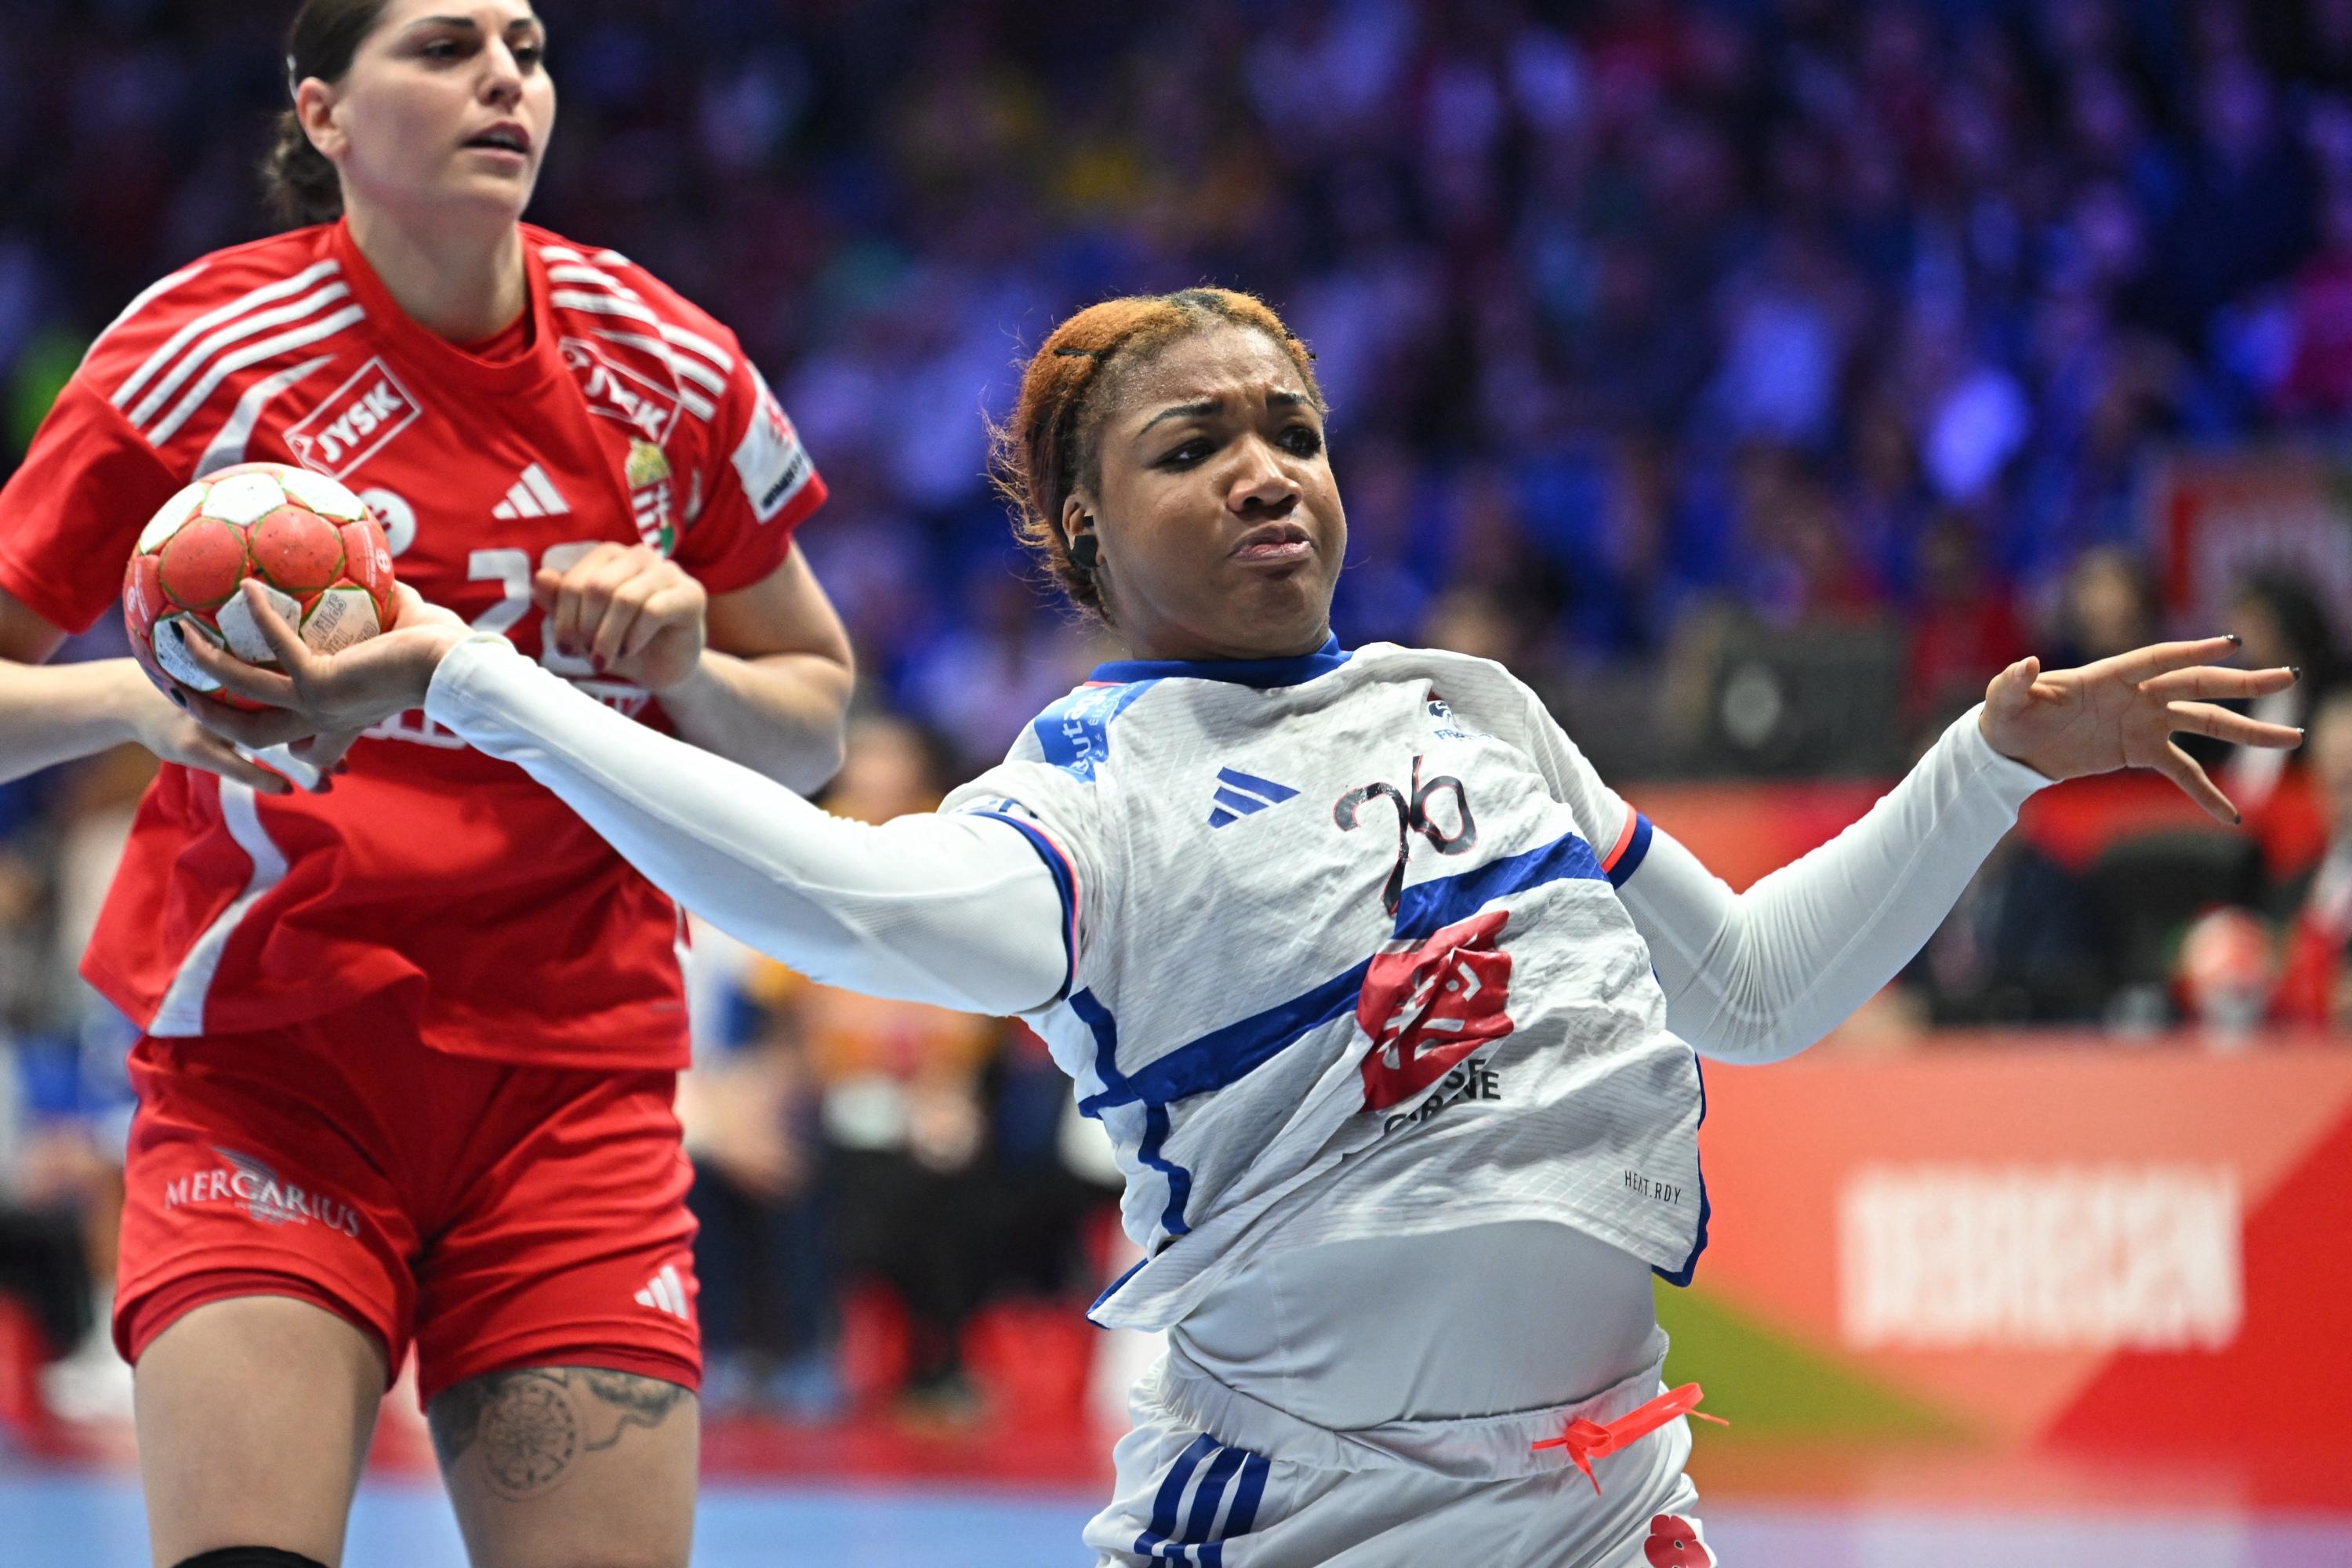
[172,1549,333,1568]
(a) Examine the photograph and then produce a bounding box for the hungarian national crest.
[627,439,676,554]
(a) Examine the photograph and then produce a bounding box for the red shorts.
[114,1000,699,1405]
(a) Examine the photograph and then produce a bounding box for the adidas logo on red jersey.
[492,463,571,519]
[635,1262,691,1321]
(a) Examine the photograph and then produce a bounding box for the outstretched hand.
[122,678,301,795]
[178,582,470,757]
[1979,636,2303,823]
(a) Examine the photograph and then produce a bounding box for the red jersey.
[0,220,826,1069]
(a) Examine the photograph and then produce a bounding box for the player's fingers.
[549,568,603,658]
[183,694,311,750]
[2104,636,2243,683]
[2138,664,2299,702]
[564,554,663,659]
[238,580,322,681]
[589,589,646,667]
[537,546,617,638]
[619,585,702,660]
[545,586,579,658]
[180,728,296,795]
[2153,740,2241,826]
[548,541,627,585]
[389,583,435,631]
[577,551,648,612]
[293,729,362,773]
[180,628,301,708]
[1985,655,2039,714]
[2165,700,2305,750]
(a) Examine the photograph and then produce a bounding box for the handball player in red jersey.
[0,3,852,1564]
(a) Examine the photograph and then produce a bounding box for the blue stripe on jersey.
[1079,958,1371,1116]
[1091,1253,1149,1316]
[1074,988,1196,1236]
[1070,987,1127,1098]
[1392,829,1607,940]
[1226,1452,1271,1534]
[1183,1444,1247,1549]
[1034,679,1160,781]
[1135,1433,1219,1562]
[965,810,1076,997]
[1142,1104,1193,1236]
[1608,811,1655,887]
[1215,766,1300,803]
[1080,829,1610,1118]
[1655,1051,1711,1287]
[1201,1451,1271,1566]
[1091,634,1349,689]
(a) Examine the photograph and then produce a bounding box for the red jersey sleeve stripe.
[655,321,735,376]
[124,278,353,430]
[590,332,718,421]
[1602,808,1655,889]
[111,260,342,413]
[592,329,726,397]
[143,304,367,448]
[1599,803,1640,875]
[548,288,664,328]
[545,262,644,299]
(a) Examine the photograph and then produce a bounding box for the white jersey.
[424,622,2047,1566]
[940,639,1706,1332]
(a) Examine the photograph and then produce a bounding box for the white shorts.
[1086,1336,1718,1567]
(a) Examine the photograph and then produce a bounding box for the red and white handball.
[122,461,397,709]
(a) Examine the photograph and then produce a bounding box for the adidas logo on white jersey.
[1207,765,1298,829]
[635,1261,691,1321]
[492,463,570,519]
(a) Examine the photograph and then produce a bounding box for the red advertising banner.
[1670,1040,2352,1483]
[2151,446,2352,635]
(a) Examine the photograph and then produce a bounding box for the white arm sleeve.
[1618,706,2052,1064]
[423,636,1069,1016]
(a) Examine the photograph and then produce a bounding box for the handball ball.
[122,462,397,710]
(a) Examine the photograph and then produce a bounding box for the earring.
[1069,529,1099,572]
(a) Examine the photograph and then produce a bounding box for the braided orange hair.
[990,288,1324,619]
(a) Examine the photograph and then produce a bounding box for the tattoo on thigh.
[579,1369,689,1451]
[429,1367,689,1501]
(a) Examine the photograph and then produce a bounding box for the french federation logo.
[1359,909,1515,1110]
[1207,766,1299,828]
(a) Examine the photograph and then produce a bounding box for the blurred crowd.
[4,0,2352,1425]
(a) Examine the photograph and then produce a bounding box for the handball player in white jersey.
[188,289,2303,1566]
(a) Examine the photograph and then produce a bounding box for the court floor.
[2,1468,2348,1566]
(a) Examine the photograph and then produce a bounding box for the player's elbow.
[1686,1015,1820,1065]
[1666,949,1824,1065]
[786,725,848,797]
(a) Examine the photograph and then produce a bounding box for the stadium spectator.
[2274,689,2352,1028]
[2223,568,2343,813]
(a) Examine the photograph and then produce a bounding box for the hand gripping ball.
[122,462,398,710]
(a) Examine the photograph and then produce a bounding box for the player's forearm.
[1619,706,2050,1064]
[0,658,153,782]
[427,636,1065,1014]
[655,647,852,794]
